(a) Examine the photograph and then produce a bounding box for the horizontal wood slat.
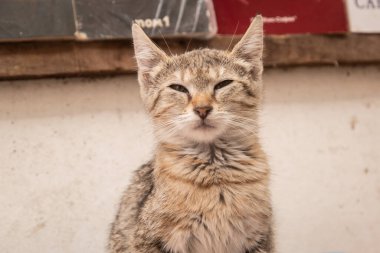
[1,34,380,80]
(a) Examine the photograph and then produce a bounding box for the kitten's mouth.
[194,121,215,130]
[186,120,223,142]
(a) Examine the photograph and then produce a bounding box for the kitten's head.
[132,16,264,143]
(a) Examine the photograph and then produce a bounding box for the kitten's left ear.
[132,24,168,74]
[231,15,263,65]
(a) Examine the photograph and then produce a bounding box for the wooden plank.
[0,41,136,79]
[208,34,380,66]
[1,34,380,80]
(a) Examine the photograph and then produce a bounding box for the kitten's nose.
[194,106,213,119]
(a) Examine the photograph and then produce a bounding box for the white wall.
[0,66,379,253]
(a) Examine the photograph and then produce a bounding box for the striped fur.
[109,16,274,253]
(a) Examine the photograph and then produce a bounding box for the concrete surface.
[0,66,379,253]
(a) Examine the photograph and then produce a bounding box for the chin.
[183,124,225,143]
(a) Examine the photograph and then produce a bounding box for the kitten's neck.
[153,136,268,187]
[157,137,258,160]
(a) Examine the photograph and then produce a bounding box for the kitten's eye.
[214,80,233,90]
[169,84,189,94]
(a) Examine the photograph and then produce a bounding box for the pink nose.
[193,106,213,119]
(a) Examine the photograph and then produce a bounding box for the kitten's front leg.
[128,244,164,253]
[137,248,163,253]
[246,250,268,253]
[133,236,168,253]
[246,231,274,253]
[245,245,272,253]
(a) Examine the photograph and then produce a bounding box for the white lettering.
[145,19,152,28]
[152,19,163,28]
[135,19,145,28]
[133,16,171,29]
[163,16,170,27]
[252,16,297,24]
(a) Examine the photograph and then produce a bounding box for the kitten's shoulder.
[132,161,154,184]
[109,161,155,252]
[114,161,155,220]
[127,161,155,214]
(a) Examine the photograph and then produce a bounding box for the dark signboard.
[0,0,217,41]
[75,0,217,39]
[0,0,75,40]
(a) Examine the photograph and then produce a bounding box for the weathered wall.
[0,66,379,253]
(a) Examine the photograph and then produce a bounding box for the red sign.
[212,0,348,35]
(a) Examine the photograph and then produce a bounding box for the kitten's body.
[109,16,274,253]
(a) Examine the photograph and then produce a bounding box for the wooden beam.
[1,34,380,80]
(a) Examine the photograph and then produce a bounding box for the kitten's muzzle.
[193,106,213,120]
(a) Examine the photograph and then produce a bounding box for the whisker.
[185,38,193,53]
[159,31,174,57]
[227,21,240,52]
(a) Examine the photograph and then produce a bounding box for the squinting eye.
[169,84,189,94]
[214,80,233,90]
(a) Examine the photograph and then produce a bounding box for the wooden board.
[1,34,380,80]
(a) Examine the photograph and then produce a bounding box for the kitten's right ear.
[132,24,167,74]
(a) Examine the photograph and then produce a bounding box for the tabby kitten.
[109,15,273,253]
